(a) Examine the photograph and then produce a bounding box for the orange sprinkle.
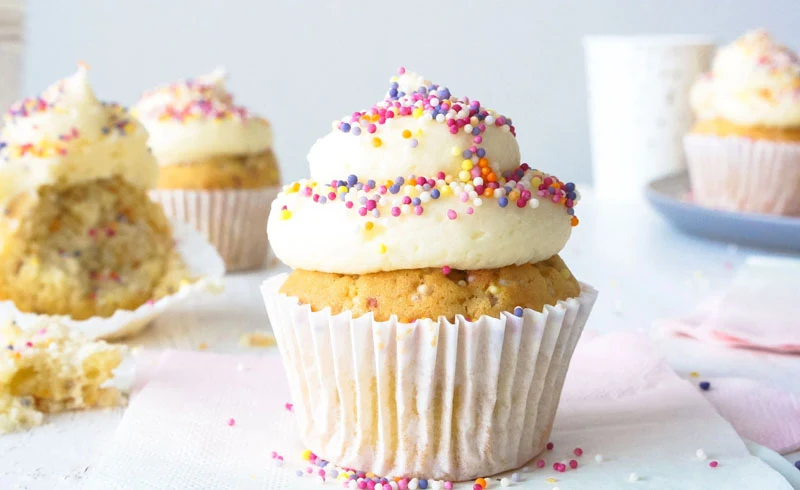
[402,129,412,139]
[483,188,494,197]
[478,157,489,167]
[475,478,487,488]
[481,167,491,176]
[571,216,579,227]
[486,173,497,183]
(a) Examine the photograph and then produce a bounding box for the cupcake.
[0,67,192,321]
[686,29,800,215]
[262,69,597,481]
[135,68,281,272]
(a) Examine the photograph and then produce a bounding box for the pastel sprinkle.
[628,473,639,482]
[709,461,719,468]
[699,381,711,391]
[226,418,236,426]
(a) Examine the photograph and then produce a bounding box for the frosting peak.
[269,68,579,274]
[691,29,800,127]
[133,69,273,165]
[0,66,158,206]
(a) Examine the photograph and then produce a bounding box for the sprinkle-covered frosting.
[133,68,273,166]
[0,65,158,206]
[691,29,800,127]
[268,68,578,274]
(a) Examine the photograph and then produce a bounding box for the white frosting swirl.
[690,29,800,127]
[0,67,158,206]
[268,70,578,274]
[133,68,272,166]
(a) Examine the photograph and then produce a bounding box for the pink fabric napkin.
[85,332,792,489]
[657,256,800,354]
[701,377,800,454]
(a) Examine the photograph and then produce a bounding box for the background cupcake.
[0,67,191,321]
[135,68,281,272]
[685,29,800,216]
[263,69,597,481]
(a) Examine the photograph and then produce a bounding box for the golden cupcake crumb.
[157,149,281,190]
[280,255,580,322]
[692,118,800,142]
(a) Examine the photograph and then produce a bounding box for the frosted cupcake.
[262,69,597,481]
[135,69,281,271]
[0,67,192,322]
[686,29,800,215]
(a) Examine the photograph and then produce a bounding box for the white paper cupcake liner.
[150,186,280,272]
[0,221,225,340]
[262,273,598,481]
[684,134,800,216]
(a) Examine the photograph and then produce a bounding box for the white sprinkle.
[510,472,521,483]
[420,192,431,202]
[485,115,495,125]
[417,284,431,295]
[528,199,540,209]
[628,472,639,482]
[696,448,707,460]
[430,97,440,107]
[408,478,419,490]
[348,480,358,489]
[473,198,483,207]
[500,477,511,487]
[595,454,604,463]
[431,481,442,490]
[457,280,467,287]
[435,114,445,123]
[501,124,510,132]
[521,466,530,473]
[464,124,474,133]
[390,482,399,490]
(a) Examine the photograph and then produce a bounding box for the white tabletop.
[1,190,798,489]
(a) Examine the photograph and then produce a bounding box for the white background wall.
[23,0,800,184]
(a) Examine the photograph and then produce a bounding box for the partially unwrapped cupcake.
[686,29,800,215]
[135,69,281,271]
[0,67,223,338]
[263,69,597,480]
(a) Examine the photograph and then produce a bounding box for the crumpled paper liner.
[684,134,800,216]
[261,273,598,481]
[0,221,225,340]
[150,186,280,272]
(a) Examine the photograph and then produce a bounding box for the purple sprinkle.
[352,126,361,136]
[498,196,509,208]
[341,123,351,133]
[347,174,358,186]
[514,307,524,317]
[409,139,418,148]
[431,189,441,199]
[462,150,472,159]
[699,381,711,391]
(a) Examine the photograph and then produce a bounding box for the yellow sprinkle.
[198,342,208,351]
[302,449,313,461]
[402,129,412,139]
[451,146,462,157]
[280,209,292,220]
[288,182,301,193]
[372,137,382,147]
[561,269,571,279]
[412,108,423,118]
[488,284,500,294]
[690,371,700,378]
[546,478,558,484]
[531,177,542,187]
[461,159,473,170]
[416,128,424,135]
[440,186,453,196]
[509,190,520,201]
[378,244,387,254]
[365,221,374,231]
[458,170,471,182]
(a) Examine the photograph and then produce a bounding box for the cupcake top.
[690,29,800,127]
[268,68,579,275]
[133,68,273,166]
[0,66,158,206]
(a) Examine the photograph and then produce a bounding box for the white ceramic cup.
[584,36,715,198]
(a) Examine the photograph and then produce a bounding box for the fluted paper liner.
[262,273,598,481]
[684,134,800,216]
[150,186,280,272]
[0,221,225,340]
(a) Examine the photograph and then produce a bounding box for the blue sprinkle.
[390,82,399,89]
[5,345,13,350]
[566,191,577,200]
[352,126,361,136]
[431,189,441,199]
[462,150,472,159]
[567,208,575,216]
[699,381,711,391]
[437,88,450,99]
[498,196,509,208]
[397,91,406,98]
[504,186,513,194]
[471,127,480,136]
[795,460,800,470]
[329,470,338,478]
[319,461,328,468]
[419,479,428,489]
[511,473,521,483]
[514,307,524,317]
[389,185,400,194]
[296,470,304,477]
[359,196,367,205]
[396,176,405,185]
[347,174,358,186]
[565,182,576,192]
[340,122,351,133]
[412,198,421,206]
[319,196,327,204]
[367,179,376,188]
[389,88,398,97]
[476,148,486,157]
[101,127,110,135]
[549,187,556,195]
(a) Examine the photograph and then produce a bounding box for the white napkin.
[86,333,792,489]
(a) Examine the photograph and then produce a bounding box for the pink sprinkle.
[367,124,376,134]
[271,451,277,458]
[546,442,554,450]
[536,459,546,468]
[473,136,483,144]
[306,467,313,474]
[447,209,457,220]
[437,171,446,180]
[358,207,368,216]
[227,418,236,426]
[552,195,561,203]
[318,470,326,477]
[569,459,578,469]
[359,482,368,489]
[398,67,406,74]
[391,207,401,217]
[466,207,474,215]
[553,462,566,472]
[709,461,719,468]
[473,485,482,490]
[398,478,409,490]
[345,201,354,209]
[442,266,451,275]
[449,126,458,134]
[459,192,469,203]
[444,483,453,490]
[574,447,583,456]
[414,205,424,215]
[285,403,294,412]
